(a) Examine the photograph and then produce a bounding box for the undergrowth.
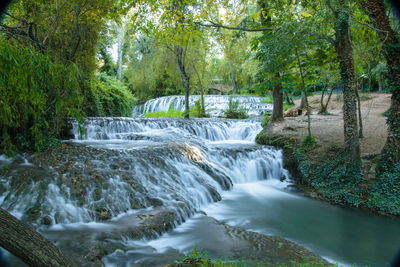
[172,244,334,267]
[223,98,248,119]
[256,131,400,216]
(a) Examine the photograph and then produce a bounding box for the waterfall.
[133,95,273,117]
[0,117,288,227]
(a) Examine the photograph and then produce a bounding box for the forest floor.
[268,92,391,177]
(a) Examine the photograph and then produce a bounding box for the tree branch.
[194,20,277,32]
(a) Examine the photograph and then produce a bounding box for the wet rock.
[59,119,75,140]
[205,185,222,202]
[96,208,112,221]
[41,215,53,226]
[198,163,233,190]
[147,197,163,207]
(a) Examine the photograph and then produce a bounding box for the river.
[1,113,400,266]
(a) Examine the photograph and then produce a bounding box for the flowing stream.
[133,95,273,117]
[1,117,400,266]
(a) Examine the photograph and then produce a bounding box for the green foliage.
[0,38,83,154]
[301,135,317,151]
[262,114,271,128]
[174,245,333,267]
[177,243,211,266]
[87,73,134,117]
[261,94,273,103]
[366,162,400,215]
[144,100,210,118]
[145,109,184,118]
[283,104,294,111]
[223,98,248,119]
[190,100,210,118]
[298,147,365,207]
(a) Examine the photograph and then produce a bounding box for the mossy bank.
[256,129,400,217]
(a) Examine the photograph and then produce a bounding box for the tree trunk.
[364,0,400,166]
[320,87,327,114]
[271,72,283,122]
[333,0,360,166]
[378,78,383,92]
[0,208,76,267]
[320,86,334,114]
[299,91,307,109]
[356,89,364,138]
[295,48,312,136]
[368,65,372,92]
[115,19,127,81]
[176,46,190,118]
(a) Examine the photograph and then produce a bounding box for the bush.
[223,98,248,119]
[301,135,317,151]
[88,74,134,117]
[262,114,271,128]
[367,162,400,215]
[190,100,210,118]
[0,38,83,154]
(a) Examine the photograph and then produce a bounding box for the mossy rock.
[256,130,301,180]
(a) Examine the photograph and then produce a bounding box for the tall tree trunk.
[295,48,312,136]
[378,78,383,92]
[176,46,190,118]
[115,19,127,81]
[364,0,400,167]
[0,208,76,267]
[299,91,307,109]
[356,89,364,138]
[332,0,360,166]
[271,72,283,122]
[257,1,283,122]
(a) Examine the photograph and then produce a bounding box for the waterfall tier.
[0,117,287,228]
[133,95,273,117]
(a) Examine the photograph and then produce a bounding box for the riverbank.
[256,92,400,216]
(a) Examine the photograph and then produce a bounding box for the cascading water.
[2,116,399,267]
[133,95,273,117]
[0,117,287,228]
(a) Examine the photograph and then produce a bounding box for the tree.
[363,0,400,169]
[327,0,360,166]
[0,208,76,266]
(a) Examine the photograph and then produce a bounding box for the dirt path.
[269,92,391,157]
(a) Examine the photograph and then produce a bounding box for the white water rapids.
[1,117,400,267]
[133,95,273,117]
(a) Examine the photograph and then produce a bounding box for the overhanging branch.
[194,20,278,32]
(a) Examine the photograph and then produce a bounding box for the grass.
[261,95,273,103]
[144,100,210,118]
[171,245,335,267]
[145,109,184,118]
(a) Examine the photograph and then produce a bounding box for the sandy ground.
[269,92,391,158]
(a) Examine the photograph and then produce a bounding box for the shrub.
[223,98,248,119]
[0,38,83,153]
[88,74,134,117]
[367,162,400,215]
[301,135,317,151]
[190,100,210,118]
[262,114,271,128]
